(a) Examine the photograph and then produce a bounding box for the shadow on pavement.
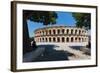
[31,44,74,62]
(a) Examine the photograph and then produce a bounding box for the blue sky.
[27,12,76,37]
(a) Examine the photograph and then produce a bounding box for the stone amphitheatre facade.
[34,25,89,46]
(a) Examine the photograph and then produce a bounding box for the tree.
[72,13,91,30]
[23,10,58,54]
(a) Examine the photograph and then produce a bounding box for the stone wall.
[34,26,88,45]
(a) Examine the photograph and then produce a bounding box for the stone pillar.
[55,29,57,34]
[51,37,53,42]
[73,37,75,42]
[80,37,82,42]
[60,29,62,34]
[47,37,49,42]
[66,29,68,34]
[60,37,62,42]
[73,29,75,34]
[56,29,58,34]
[69,37,71,42]
[55,37,57,42]
[69,29,71,34]
[64,36,66,43]
[77,29,79,35]
[65,28,67,34]
[51,30,53,35]
[44,31,46,35]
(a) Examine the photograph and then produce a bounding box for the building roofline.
[34,25,84,32]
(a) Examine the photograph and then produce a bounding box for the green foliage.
[72,13,91,30]
[23,10,58,25]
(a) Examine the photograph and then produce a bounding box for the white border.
[17,3,96,69]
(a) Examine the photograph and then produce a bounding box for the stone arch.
[75,37,78,42]
[66,29,69,34]
[71,37,73,42]
[42,31,44,35]
[79,37,81,42]
[49,30,51,35]
[62,29,65,34]
[57,37,60,42]
[53,29,56,35]
[45,37,47,42]
[53,37,56,42]
[71,29,73,34]
[42,37,44,42]
[66,37,69,42]
[49,37,51,42]
[62,37,65,42]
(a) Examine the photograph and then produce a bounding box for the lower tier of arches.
[34,36,88,43]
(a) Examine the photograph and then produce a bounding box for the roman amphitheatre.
[34,25,88,46]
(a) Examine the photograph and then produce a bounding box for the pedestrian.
[31,39,37,50]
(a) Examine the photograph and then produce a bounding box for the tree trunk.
[23,19,32,54]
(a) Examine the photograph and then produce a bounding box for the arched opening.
[66,37,69,42]
[75,30,77,34]
[66,29,69,34]
[62,37,65,42]
[45,38,47,42]
[71,29,73,34]
[57,29,60,34]
[75,37,77,42]
[42,38,44,42]
[53,37,56,42]
[62,29,65,34]
[53,29,56,35]
[49,37,51,42]
[71,37,73,42]
[79,30,81,35]
[79,37,81,42]
[57,37,60,42]
[49,30,51,35]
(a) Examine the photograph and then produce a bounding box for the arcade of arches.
[34,26,89,43]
